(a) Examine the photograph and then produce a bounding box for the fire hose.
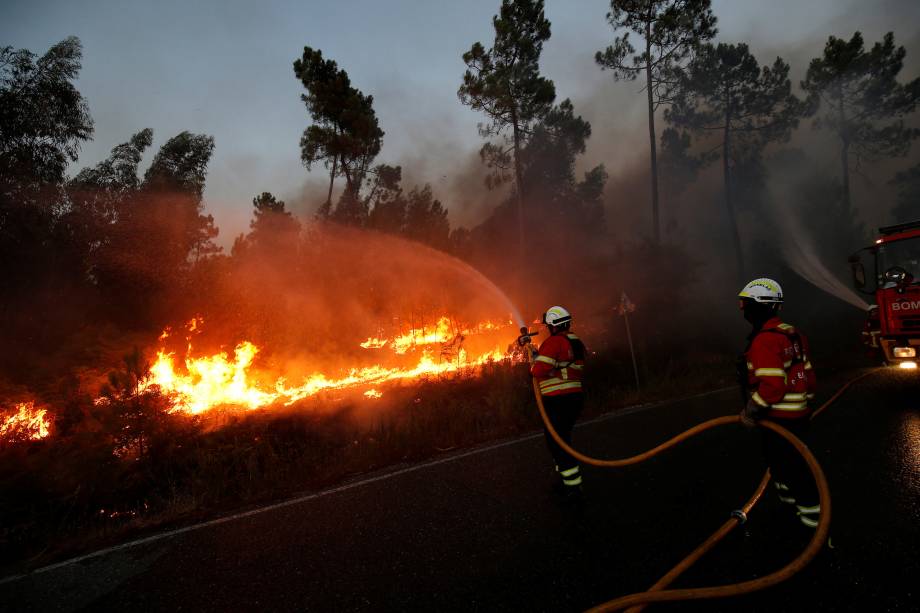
[530,370,875,612]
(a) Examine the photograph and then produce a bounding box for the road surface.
[2,368,917,611]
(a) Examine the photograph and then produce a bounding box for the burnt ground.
[1,367,917,612]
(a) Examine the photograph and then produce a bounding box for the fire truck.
[849,219,920,369]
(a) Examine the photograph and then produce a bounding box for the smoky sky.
[3,0,919,245]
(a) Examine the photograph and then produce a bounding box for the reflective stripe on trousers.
[558,464,582,487]
[797,503,821,529]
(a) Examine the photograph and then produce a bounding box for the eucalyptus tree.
[0,36,93,193]
[0,36,93,299]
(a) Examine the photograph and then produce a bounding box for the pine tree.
[667,43,803,280]
[458,0,555,267]
[294,47,383,214]
[595,0,716,243]
[802,32,920,210]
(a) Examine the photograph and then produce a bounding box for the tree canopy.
[802,31,920,208]
[667,42,803,279]
[0,36,93,192]
[233,191,301,257]
[294,47,383,207]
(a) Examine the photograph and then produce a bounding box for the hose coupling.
[730,509,748,524]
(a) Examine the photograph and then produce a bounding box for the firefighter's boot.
[796,503,821,529]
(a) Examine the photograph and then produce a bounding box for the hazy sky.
[4,0,919,244]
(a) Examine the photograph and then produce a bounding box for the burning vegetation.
[1,0,918,569]
[1,219,524,444]
[136,315,513,416]
[0,403,51,444]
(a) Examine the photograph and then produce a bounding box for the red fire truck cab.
[849,219,920,369]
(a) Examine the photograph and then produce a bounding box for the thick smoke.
[188,224,521,381]
[360,0,920,356]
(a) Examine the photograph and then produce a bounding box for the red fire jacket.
[745,317,816,420]
[531,333,585,396]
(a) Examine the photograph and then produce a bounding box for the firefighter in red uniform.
[738,278,820,529]
[529,305,587,498]
[861,305,881,361]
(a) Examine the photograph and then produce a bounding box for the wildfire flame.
[146,341,278,414]
[141,316,513,415]
[1,402,51,443]
[363,317,507,355]
[2,316,517,432]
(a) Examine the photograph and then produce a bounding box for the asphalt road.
[2,368,918,612]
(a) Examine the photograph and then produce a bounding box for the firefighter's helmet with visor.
[543,305,572,328]
[738,278,784,305]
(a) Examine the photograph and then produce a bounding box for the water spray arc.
[440,249,525,328]
[771,188,870,311]
[781,236,870,310]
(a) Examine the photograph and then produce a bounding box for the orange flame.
[144,341,279,414]
[362,317,511,355]
[142,317,512,415]
[1,402,51,443]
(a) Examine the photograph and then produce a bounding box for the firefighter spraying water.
[522,306,588,502]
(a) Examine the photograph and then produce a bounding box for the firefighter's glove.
[516,334,532,347]
[735,355,749,388]
[740,398,765,429]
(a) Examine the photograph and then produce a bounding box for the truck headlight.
[893,346,917,358]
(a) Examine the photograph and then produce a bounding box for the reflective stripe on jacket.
[531,333,585,396]
[746,318,816,419]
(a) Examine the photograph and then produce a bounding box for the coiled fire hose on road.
[530,370,875,612]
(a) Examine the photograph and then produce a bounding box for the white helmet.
[738,278,784,304]
[543,305,572,327]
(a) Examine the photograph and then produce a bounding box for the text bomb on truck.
[850,219,920,369]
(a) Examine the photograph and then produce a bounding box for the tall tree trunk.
[326,155,337,209]
[839,96,851,211]
[840,139,851,211]
[723,119,745,283]
[645,20,660,244]
[510,105,525,275]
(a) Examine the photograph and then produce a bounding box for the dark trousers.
[542,393,584,471]
[761,417,818,508]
